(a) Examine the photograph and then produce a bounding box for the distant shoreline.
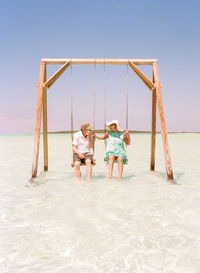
[0,131,200,135]
[48,130,200,134]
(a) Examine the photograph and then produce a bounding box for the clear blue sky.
[1,0,200,133]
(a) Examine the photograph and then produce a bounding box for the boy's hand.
[79,153,85,159]
[87,130,92,136]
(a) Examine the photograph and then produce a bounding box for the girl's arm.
[94,132,109,140]
[123,130,131,145]
[87,131,93,148]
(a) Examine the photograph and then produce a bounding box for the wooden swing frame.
[32,58,174,181]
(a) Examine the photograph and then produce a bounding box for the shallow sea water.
[0,133,200,273]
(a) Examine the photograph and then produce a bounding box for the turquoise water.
[0,133,200,272]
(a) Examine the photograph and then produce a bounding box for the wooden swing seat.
[71,159,96,168]
[104,157,128,164]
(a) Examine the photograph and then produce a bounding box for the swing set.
[31,58,174,181]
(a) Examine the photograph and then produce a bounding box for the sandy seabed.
[0,133,200,273]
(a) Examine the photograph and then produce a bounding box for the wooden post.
[32,61,46,178]
[153,63,174,180]
[150,64,157,170]
[43,65,48,171]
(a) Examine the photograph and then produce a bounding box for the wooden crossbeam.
[44,61,70,89]
[129,61,155,91]
[41,58,158,65]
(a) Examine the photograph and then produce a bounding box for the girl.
[95,119,131,180]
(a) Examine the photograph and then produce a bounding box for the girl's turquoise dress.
[106,131,127,164]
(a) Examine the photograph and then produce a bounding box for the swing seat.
[104,157,128,164]
[71,158,96,168]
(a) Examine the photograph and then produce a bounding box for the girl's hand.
[124,130,131,145]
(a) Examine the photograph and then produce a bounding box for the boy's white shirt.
[73,131,92,154]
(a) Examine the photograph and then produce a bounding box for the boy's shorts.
[73,152,93,164]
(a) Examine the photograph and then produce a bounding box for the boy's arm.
[73,145,85,159]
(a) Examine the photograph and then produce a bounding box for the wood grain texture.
[43,65,48,171]
[32,62,46,178]
[44,61,70,89]
[129,61,155,90]
[41,58,158,65]
[150,63,157,170]
[153,63,174,180]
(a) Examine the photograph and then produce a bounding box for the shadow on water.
[153,170,182,185]
[26,171,136,187]
[26,177,40,187]
[173,172,185,182]
[26,170,183,187]
[25,171,52,187]
[90,174,106,179]
[122,174,136,181]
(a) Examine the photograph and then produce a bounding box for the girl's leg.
[108,155,115,179]
[117,157,124,181]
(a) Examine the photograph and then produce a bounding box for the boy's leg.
[74,161,81,178]
[85,159,92,182]
[117,157,124,181]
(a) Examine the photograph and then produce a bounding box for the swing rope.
[104,61,107,149]
[93,60,96,130]
[126,63,129,131]
[70,60,73,141]
[92,61,96,162]
[70,60,76,167]
[125,63,129,163]
[103,62,129,164]
[70,60,96,167]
